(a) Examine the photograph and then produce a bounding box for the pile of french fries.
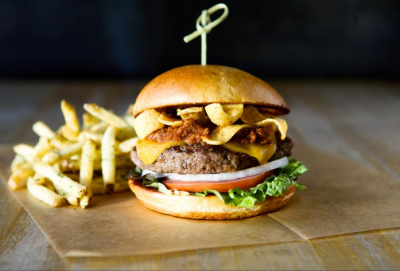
[8,101,138,209]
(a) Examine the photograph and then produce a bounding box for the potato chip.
[177,107,208,125]
[134,109,165,139]
[201,124,250,145]
[158,112,183,127]
[240,106,287,140]
[205,104,243,126]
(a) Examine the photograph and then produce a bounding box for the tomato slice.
[163,170,276,193]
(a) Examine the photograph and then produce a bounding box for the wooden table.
[1,80,400,270]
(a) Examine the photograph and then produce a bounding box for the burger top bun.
[133,65,289,117]
[129,179,295,220]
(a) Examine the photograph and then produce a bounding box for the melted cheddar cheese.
[136,138,277,166]
[136,139,184,165]
[221,142,276,164]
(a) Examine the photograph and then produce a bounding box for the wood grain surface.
[1,80,400,270]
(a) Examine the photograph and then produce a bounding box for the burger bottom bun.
[129,179,295,220]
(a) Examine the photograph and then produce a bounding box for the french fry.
[70,154,81,161]
[45,166,80,206]
[125,104,135,116]
[33,137,52,162]
[45,179,79,206]
[61,100,80,134]
[61,154,132,172]
[51,178,80,206]
[63,173,79,182]
[124,115,136,128]
[83,113,100,130]
[33,173,46,185]
[44,180,56,192]
[102,126,116,193]
[79,140,96,208]
[59,140,84,159]
[79,194,91,209]
[53,162,61,172]
[9,102,140,209]
[50,136,73,150]
[8,164,35,190]
[66,196,79,206]
[118,137,139,153]
[60,125,79,142]
[32,121,55,139]
[27,177,66,207]
[81,131,103,144]
[44,139,83,164]
[116,127,136,141]
[33,174,56,192]
[33,163,86,198]
[90,121,109,133]
[84,103,129,129]
[80,140,96,185]
[13,144,35,163]
[11,155,25,172]
[42,152,60,165]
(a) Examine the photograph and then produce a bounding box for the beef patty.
[131,138,293,174]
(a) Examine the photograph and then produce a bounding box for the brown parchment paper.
[268,145,400,239]
[2,144,400,257]
[0,146,301,257]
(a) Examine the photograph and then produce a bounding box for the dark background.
[0,0,399,80]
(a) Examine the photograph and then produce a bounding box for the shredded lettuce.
[137,159,307,207]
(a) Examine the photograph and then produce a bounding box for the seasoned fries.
[90,121,109,133]
[8,164,35,190]
[33,121,55,139]
[13,144,35,163]
[33,137,52,162]
[33,163,87,198]
[61,154,132,172]
[81,131,103,144]
[80,140,96,186]
[84,103,128,129]
[9,101,137,209]
[83,113,100,130]
[11,155,25,172]
[61,100,80,133]
[79,140,96,208]
[27,177,66,207]
[102,126,116,193]
[60,125,79,141]
[118,137,139,154]
[59,141,84,159]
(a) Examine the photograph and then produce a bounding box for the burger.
[129,65,307,220]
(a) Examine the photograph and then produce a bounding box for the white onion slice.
[141,157,288,182]
[141,170,171,179]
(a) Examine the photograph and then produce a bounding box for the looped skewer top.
[184,3,229,65]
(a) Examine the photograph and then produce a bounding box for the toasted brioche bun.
[133,65,289,117]
[129,179,295,220]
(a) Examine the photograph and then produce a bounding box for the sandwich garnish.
[131,159,307,208]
